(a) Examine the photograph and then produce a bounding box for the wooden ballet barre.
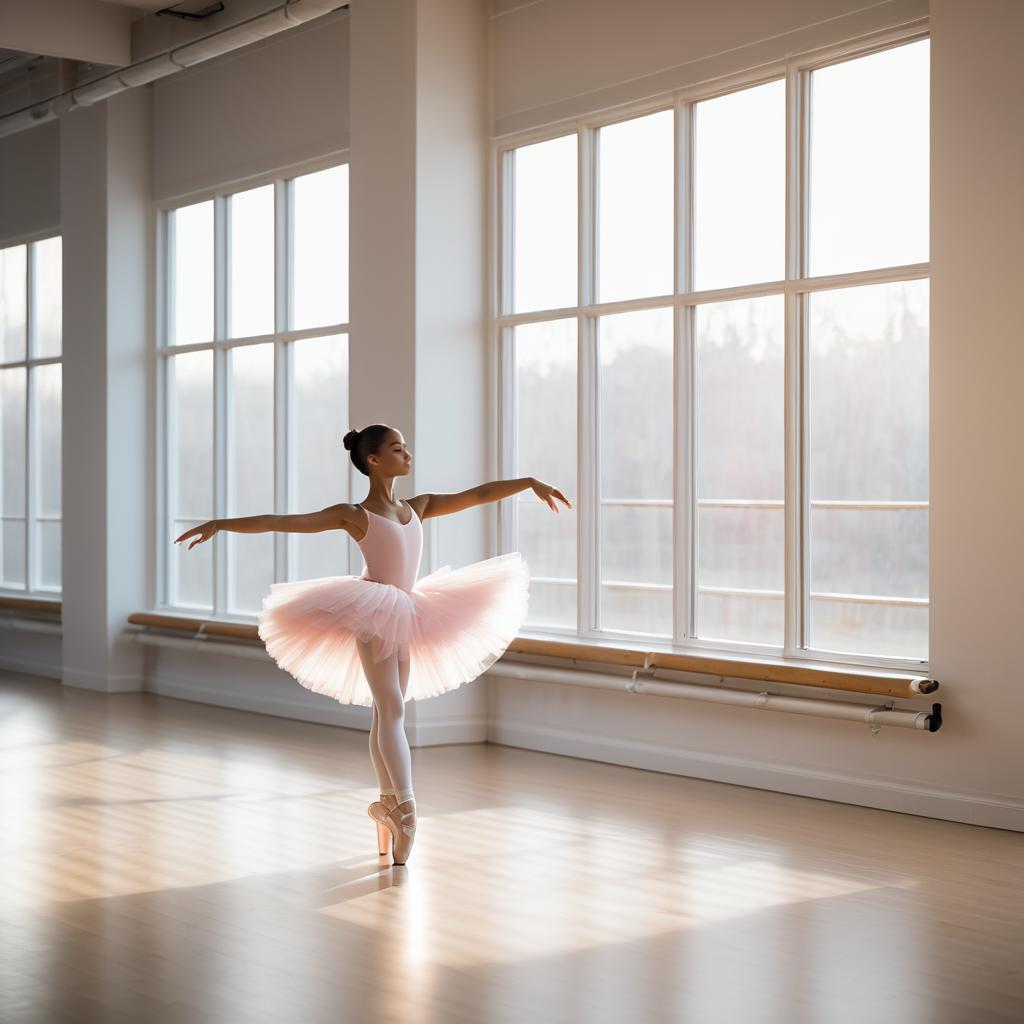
[505,637,938,700]
[126,612,938,700]
[0,596,62,616]
[128,612,260,642]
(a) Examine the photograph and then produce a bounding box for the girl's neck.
[364,478,399,507]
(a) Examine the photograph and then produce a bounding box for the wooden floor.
[1,671,1021,1024]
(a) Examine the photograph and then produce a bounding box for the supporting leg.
[356,639,414,804]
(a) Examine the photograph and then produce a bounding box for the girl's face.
[369,430,412,478]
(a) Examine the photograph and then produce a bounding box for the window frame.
[154,154,353,620]
[494,24,930,674]
[0,229,63,598]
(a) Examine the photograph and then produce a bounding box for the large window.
[498,35,929,669]
[159,163,350,617]
[0,234,62,596]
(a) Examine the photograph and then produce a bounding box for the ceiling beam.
[0,0,138,67]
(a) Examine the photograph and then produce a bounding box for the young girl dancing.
[174,423,570,867]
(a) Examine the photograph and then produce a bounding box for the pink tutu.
[257,553,530,706]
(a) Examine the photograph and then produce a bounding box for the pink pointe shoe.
[368,798,417,865]
[368,793,398,856]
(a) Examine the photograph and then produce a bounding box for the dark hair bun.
[342,428,360,452]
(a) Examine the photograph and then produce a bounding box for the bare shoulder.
[332,503,368,536]
[406,494,431,521]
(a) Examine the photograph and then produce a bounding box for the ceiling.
[98,1,214,11]
[0,48,44,76]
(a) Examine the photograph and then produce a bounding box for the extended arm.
[174,505,352,550]
[417,477,571,519]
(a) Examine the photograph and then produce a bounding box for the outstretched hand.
[174,520,219,550]
[531,478,572,513]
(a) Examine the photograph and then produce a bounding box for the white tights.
[356,637,415,804]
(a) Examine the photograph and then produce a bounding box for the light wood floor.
[1,670,1021,1024]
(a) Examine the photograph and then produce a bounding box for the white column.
[59,88,151,692]
[350,0,489,744]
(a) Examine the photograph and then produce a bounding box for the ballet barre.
[505,637,938,699]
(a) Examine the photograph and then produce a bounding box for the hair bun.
[343,428,359,451]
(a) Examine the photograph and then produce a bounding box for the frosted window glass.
[171,200,214,346]
[37,521,61,590]
[33,364,61,517]
[0,244,26,362]
[808,279,928,659]
[809,39,929,276]
[515,320,577,629]
[598,307,673,636]
[173,518,212,609]
[33,236,62,358]
[598,110,674,303]
[294,334,349,581]
[1,367,25,516]
[229,185,275,339]
[695,80,784,290]
[695,296,784,645]
[170,350,213,608]
[229,343,274,612]
[293,164,348,330]
[2,520,25,588]
[171,350,213,520]
[513,134,577,313]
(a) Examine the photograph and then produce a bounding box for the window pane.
[599,307,673,635]
[229,343,274,613]
[173,518,212,609]
[293,164,348,330]
[513,134,577,313]
[37,520,61,590]
[171,200,214,346]
[33,235,62,358]
[809,279,928,659]
[229,185,275,339]
[0,244,26,362]
[695,80,784,290]
[2,520,25,588]
[33,364,61,517]
[514,320,577,629]
[809,39,929,276]
[695,296,784,645]
[170,351,213,608]
[1,367,26,516]
[599,110,674,303]
[293,334,349,581]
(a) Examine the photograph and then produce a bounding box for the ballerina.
[174,423,570,866]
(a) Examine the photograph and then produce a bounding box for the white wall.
[0,119,59,243]
[151,9,350,202]
[485,0,1024,831]
[491,0,928,135]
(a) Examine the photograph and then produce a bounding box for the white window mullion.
[579,125,598,635]
[784,62,806,655]
[161,212,179,607]
[213,195,229,616]
[677,100,695,642]
[24,243,36,593]
[274,179,291,582]
[275,341,290,582]
[500,327,517,559]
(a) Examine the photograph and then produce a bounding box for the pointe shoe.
[382,801,417,866]
[368,794,398,856]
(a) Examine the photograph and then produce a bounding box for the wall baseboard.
[0,654,61,680]
[149,672,487,747]
[488,717,1024,833]
[63,667,145,693]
